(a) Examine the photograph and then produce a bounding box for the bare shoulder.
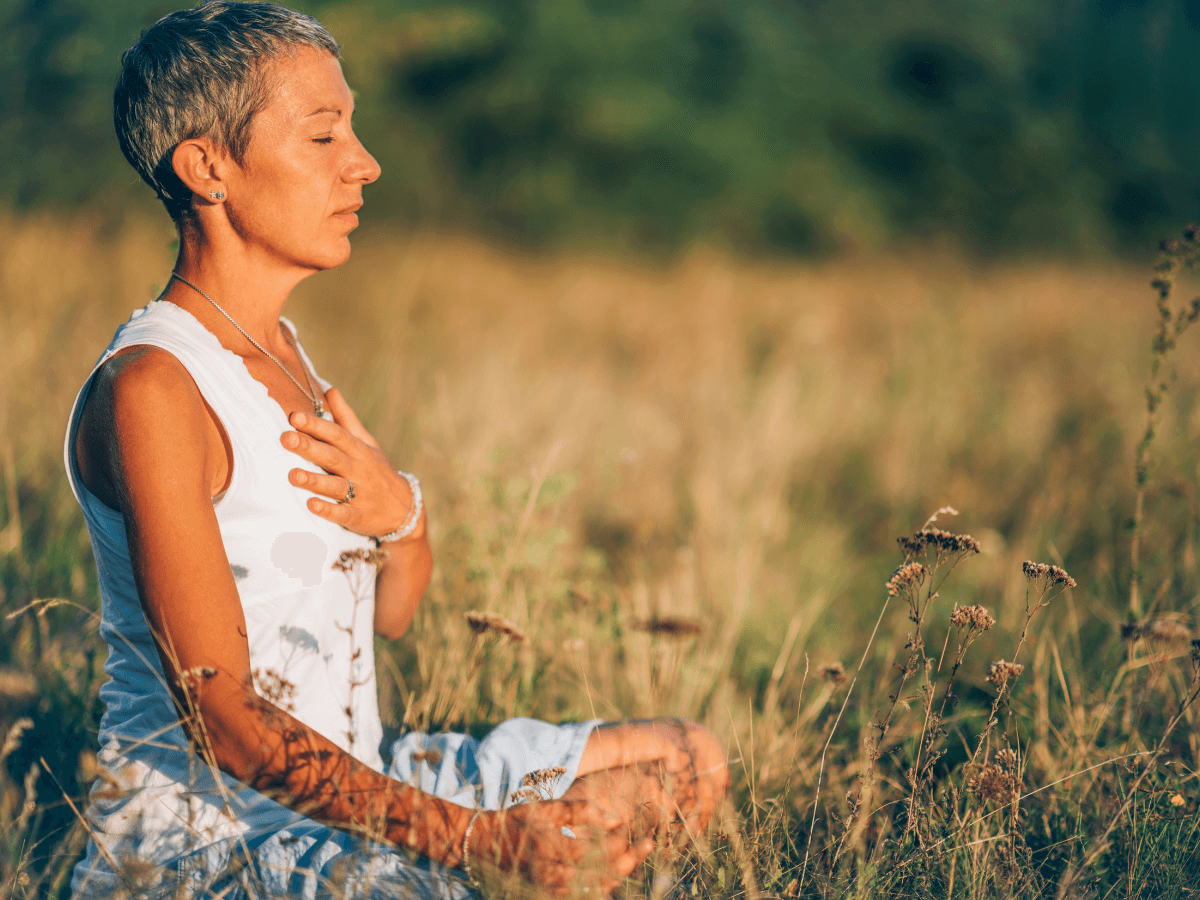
[76,345,218,512]
[90,344,196,401]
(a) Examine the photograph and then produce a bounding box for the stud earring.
[209,190,225,200]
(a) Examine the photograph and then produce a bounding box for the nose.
[346,132,382,186]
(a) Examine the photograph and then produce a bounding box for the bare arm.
[77,348,472,856]
[374,523,432,640]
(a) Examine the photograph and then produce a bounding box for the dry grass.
[3,210,1200,898]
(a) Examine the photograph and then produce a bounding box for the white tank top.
[63,299,385,861]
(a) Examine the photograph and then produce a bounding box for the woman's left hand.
[281,387,422,541]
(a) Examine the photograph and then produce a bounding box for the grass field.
[2,211,1200,898]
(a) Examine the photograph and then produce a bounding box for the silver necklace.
[169,271,325,418]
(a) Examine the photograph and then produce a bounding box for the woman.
[65,2,728,898]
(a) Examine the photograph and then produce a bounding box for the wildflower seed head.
[464,611,527,642]
[886,562,928,596]
[898,528,981,559]
[1021,561,1076,588]
[986,660,1025,687]
[950,604,995,632]
[333,548,389,573]
[632,616,703,637]
[819,661,846,684]
[252,667,297,712]
[967,749,1020,805]
[995,747,1019,770]
[178,665,219,696]
[514,766,567,801]
[509,787,540,804]
[521,766,567,789]
[1138,618,1193,645]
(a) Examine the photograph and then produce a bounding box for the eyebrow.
[304,106,344,118]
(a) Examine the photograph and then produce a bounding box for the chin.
[308,241,354,271]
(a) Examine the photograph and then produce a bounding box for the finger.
[325,388,380,449]
[280,428,345,472]
[288,410,360,456]
[306,495,357,526]
[599,873,631,896]
[289,468,354,502]
[610,838,656,878]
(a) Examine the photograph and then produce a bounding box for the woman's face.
[221,46,381,273]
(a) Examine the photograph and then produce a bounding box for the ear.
[171,138,229,207]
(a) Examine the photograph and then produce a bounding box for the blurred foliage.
[3,0,1200,256]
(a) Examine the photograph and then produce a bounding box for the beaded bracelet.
[375,471,423,545]
[462,807,483,891]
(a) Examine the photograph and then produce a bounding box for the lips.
[333,201,363,217]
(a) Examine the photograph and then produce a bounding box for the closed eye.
[313,136,334,145]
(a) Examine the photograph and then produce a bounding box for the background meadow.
[4,0,1200,897]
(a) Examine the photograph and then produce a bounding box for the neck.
[161,225,316,353]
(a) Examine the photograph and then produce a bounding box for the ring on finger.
[341,480,356,504]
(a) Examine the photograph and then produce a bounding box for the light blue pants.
[71,718,600,899]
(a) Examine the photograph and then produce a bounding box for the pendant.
[314,399,325,418]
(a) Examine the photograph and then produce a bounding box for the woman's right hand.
[470,800,657,896]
